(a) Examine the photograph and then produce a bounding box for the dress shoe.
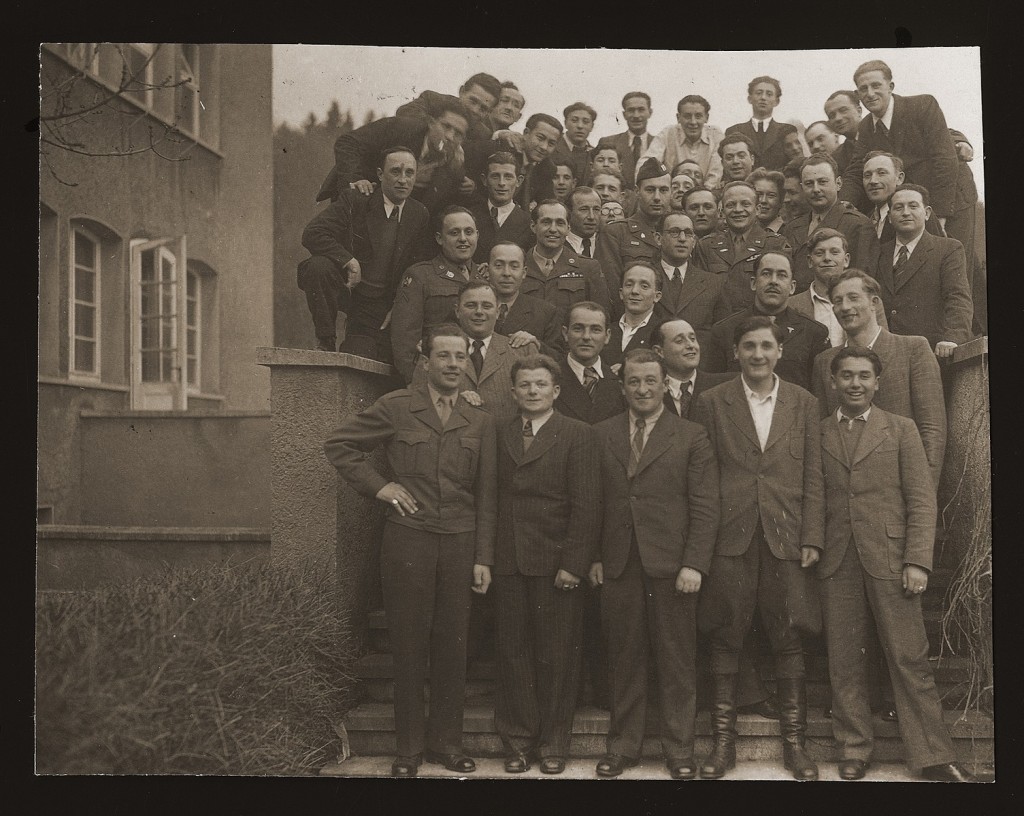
[424,750,476,773]
[737,697,781,719]
[921,762,978,782]
[595,754,638,777]
[540,756,566,775]
[838,759,868,780]
[879,707,898,722]
[391,755,421,777]
[667,758,698,780]
[504,753,530,774]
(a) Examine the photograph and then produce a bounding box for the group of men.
[317,59,983,782]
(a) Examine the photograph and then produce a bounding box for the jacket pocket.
[885,521,907,574]
[459,435,481,478]
[393,430,432,476]
[790,431,805,458]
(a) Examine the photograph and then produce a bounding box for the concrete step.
[339,703,993,766]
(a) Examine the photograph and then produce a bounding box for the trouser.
[379,522,475,757]
[493,573,585,757]
[579,580,610,707]
[819,540,955,770]
[602,540,699,760]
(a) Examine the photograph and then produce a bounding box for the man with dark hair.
[804,120,842,160]
[553,102,598,184]
[486,241,563,355]
[554,301,625,425]
[503,113,562,212]
[643,94,724,190]
[471,151,533,264]
[299,146,430,355]
[551,160,578,203]
[861,151,943,243]
[726,77,798,171]
[324,323,496,778]
[718,133,756,184]
[694,316,824,781]
[875,184,973,355]
[683,186,720,240]
[590,146,630,189]
[590,348,720,779]
[566,186,622,302]
[397,72,502,142]
[782,153,878,291]
[487,82,526,131]
[782,158,811,224]
[747,167,786,234]
[596,92,655,191]
[603,262,663,371]
[391,206,484,382]
[818,346,976,783]
[493,354,600,775]
[705,251,829,390]
[652,318,734,418]
[603,158,673,275]
[693,180,793,313]
[590,167,637,220]
[670,169,698,212]
[824,90,862,174]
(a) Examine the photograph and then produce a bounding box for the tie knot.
[672,266,680,279]
[490,206,498,219]
[635,417,645,432]
[473,339,483,351]
[585,365,597,377]
[523,420,533,436]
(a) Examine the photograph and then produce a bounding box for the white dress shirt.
[873,202,890,239]
[751,116,775,131]
[566,353,606,385]
[619,310,655,351]
[522,408,555,437]
[893,230,925,264]
[469,334,493,360]
[844,325,883,349]
[660,258,688,285]
[628,405,665,449]
[383,195,405,222]
[741,373,780,451]
[872,98,895,133]
[565,231,593,256]
[836,406,872,424]
[489,199,516,227]
[666,372,696,415]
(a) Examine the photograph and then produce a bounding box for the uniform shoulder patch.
[402,275,413,287]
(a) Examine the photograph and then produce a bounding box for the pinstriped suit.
[493,411,601,758]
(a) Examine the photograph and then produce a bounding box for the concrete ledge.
[79,410,269,418]
[950,335,987,365]
[37,525,270,542]
[256,346,395,376]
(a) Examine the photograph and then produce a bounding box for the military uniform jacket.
[390,255,486,383]
[782,201,879,292]
[324,385,498,564]
[602,215,662,275]
[692,225,793,314]
[521,246,611,329]
[818,407,937,580]
[495,411,601,578]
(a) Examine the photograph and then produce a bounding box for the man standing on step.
[818,347,976,783]
[493,354,601,775]
[324,324,497,778]
[590,349,719,780]
[694,317,824,781]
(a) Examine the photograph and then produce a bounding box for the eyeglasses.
[663,228,696,238]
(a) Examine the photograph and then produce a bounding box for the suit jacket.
[704,307,829,391]
[324,384,497,563]
[818,408,937,580]
[551,136,593,186]
[651,260,731,350]
[495,412,601,578]
[875,231,973,347]
[787,286,888,337]
[592,230,627,315]
[693,377,825,558]
[663,370,735,419]
[811,329,946,489]
[596,131,653,189]
[833,138,857,175]
[497,293,564,354]
[521,246,611,328]
[300,187,430,301]
[875,209,944,244]
[602,315,658,370]
[514,158,557,212]
[725,120,798,171]
[471,202,534,264]
[840,94,969,218]
[594,410,719,579]
[554,360,626,425]
[692,225,793,313]
[782,201,879,291]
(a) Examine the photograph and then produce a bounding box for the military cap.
[635,157,670,184]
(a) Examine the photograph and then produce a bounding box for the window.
[186,267,200,388]
[139,244,178,384]
[123,43,155,108]
[70,226,100,377]
[176,44,200,137]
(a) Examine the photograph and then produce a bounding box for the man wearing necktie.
[471,151,533,265]
[493,354,600,775]
[551,102,597,187]
[486,241,563,355]
[590,349,719,779]
[652,319,734,420]
[595,92,654,192]
[725,76,797,172]
[324,324,497,778]
[860,151,944,244]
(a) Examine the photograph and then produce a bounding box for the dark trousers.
[493,573,585,757]
[820,541,954,770]
[379,521,475,757]
[707,523,806,680]
[602,541,699,761]
[579,581,610,706]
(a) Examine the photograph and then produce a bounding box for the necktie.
[471,339,484,376]
[627,417,646,478]
[436,396,451,426]
[495,302,509,334]
[583,365,598,397]
[632,135,642,164]
[757,120,765,134]
[666,267,682,309]
[678,383,692,417]
[893,244,909,281]
[522,420,534,452]
[581,236,592,258]
[732,232,746,257]
[875,119,888,138]
[540,256,553,276]
[840,413,866,460]
[389,206,399,222]
[873,208,884,239]
[490,205,499,224]
[808,214,821,236]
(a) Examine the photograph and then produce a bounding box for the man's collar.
[667,371,696,395]
[620,309,655,331]
[661,258,688,276]
[566,353,604,382]
[751,116,775,129]
[383,194,403,217]
[837,405,872,423]
[489,199,516,216]
[532,245,563,266]
[565,232,584,253]
[741,372,780,402]
[873,97,895,130]
[522,408,555,432]
[426,382,456,407]
[629,404,665,427]
[896,230,926,253]
[845,324,883,349]
[467,333,493,353]
[810,281,832,304]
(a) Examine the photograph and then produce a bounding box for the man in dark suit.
[493,354,601,775]
[717,133,756,184]
[299,146,430,356]
[565,186,622,303]
[590,349,719,779]
[596,92,655,190]
[693,316,824,781]
[876,184,973,355]
[860,151,943,244]
[653,212,730,351]
[805,121,842,164]
[324,324,496,778]
[812,269,947,490]
[602,262,662,371]
[726,76,797,171]
[602,158,673,274]
[395,72,501,144]
[818,347,976,783]
[782,153,878,292]
[486,241,563,355]
[652,318,734,418]
[824,90,863,174]
[693,180,794,313]
[705,251,828,391]
[492,113,562,213]
[471,151,533,264]
[552,102,598,186]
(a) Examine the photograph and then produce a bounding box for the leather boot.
[777,677,819,781]
[700,673,737,779]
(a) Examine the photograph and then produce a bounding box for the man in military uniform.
[783,153,878,292]
[391,206,486,383]
[692,180,793,313]
[602,157,673,279]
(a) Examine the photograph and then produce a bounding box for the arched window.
[70,225,101,377]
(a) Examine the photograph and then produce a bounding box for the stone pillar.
[257,347,402,645]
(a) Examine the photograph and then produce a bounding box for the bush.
[36,559,357,775]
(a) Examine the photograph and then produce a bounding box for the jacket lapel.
[677,270,708,309]
[820,416,848,469]
[876,241,896,293]
[763,381,795,451]
[762,120,783,153]
[504,414,524,464]
[608,412,632,470]
[479,334,510,384]
[365,188,386,253]
[521,413,560,465]
[895,232,932,291]
[409,386,444,435]
[633,411,675,477]
[851,408,890,467]
[724,378,761,449]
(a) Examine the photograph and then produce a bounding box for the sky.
[273,45,984,200]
